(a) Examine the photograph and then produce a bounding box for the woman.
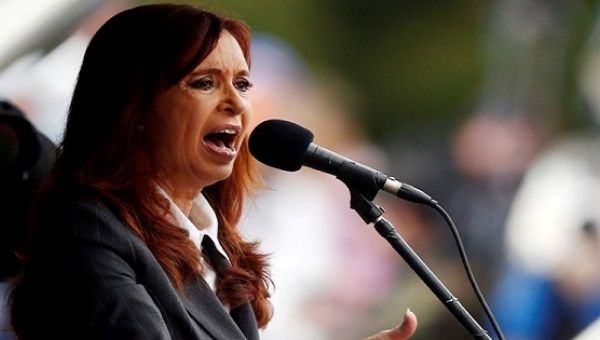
[10,4,415,339]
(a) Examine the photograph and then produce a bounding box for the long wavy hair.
[36,4,271,326]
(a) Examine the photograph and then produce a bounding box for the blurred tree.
[135,0,600,141]
[137,0,483,143]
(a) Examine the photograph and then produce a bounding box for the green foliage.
[136,0,600,141]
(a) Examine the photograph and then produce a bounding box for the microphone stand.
[350,191,492,339]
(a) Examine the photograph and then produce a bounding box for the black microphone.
[249,119,435,205]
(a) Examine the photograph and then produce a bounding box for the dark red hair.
[41,4,271,326]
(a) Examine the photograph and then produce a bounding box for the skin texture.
[151,31,253,216]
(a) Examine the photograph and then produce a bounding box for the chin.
[207,165,235,184]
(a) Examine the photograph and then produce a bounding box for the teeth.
[216,128,237,134]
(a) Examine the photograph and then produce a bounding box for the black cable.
[429,202,505,340]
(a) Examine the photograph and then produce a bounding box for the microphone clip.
[349,191,385,225]
[336,161,387,201]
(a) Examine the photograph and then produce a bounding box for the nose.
[218,85,247,116]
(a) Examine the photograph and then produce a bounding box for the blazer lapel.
[230,301,259,340]
[182,276,247,340]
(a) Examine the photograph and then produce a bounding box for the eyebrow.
[189,67,250,77]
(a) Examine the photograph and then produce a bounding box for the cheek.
[187,102,214,137]
[153,111,207,158]
[242,101,253,127]
[173,95,212,129]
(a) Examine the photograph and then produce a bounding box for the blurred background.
[3,0,600,339]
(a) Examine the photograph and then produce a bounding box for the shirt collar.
[157,187,230,261]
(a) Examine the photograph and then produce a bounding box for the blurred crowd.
[3,1,600,340]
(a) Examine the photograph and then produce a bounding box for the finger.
[388,309,418,339]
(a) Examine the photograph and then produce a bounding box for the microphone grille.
[249,119,314,171]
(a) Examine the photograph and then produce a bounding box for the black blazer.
[12,200,259,340]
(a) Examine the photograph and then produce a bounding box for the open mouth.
[203,127,240,155]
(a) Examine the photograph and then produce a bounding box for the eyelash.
[235,79,254,93]
[190,78,215,91]
[189,77,254,93]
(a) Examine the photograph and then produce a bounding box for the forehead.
[196,31,248,70]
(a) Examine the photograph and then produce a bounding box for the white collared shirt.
[158,188,230,292]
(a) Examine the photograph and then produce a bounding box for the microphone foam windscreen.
[249,119,314,171]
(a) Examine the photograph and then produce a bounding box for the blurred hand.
[364,309,417,340]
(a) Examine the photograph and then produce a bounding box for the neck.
[173,197,193,217]
[163,183,202,218]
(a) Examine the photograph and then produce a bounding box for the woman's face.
[152,30,253,192]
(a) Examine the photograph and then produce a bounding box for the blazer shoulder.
[53,199,143,250]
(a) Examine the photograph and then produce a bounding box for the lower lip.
[203,139,237,162]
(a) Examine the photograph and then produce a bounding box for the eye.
[189,77,215,91]
[234,78,254,93]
